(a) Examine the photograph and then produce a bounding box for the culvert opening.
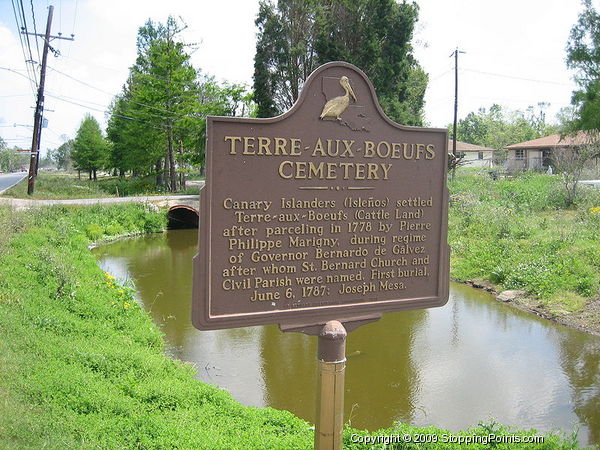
[167,206,199,229]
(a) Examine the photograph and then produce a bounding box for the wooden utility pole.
[27,5,53,195]
[25,6,74,195]
[451,47,465,179]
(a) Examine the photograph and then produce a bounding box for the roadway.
[0,171,27,194]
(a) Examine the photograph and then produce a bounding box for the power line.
[71,0,78,36]
[44,93,174,131]
[47,65,200,118]
[461,68,573,87]
[10,0,34,97]
[29,0,42,63]
[0,65,38,86]
[58,54,209,86]
[0,93,32,98]
[61,54,124,74]
[17,0,38,87]
[47,65,117,96]
[11,0,37,97]
[428,69,452,84]
[45,90,175,124]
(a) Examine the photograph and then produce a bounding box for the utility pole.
[451,47,465,179]
[25,5,74,195]
[27,5,53,195]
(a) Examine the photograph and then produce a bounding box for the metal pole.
[315,320,346,450]
[27,5,53,195]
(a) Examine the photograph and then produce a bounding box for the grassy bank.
[1,171,200,199]
[448,171,600,333]
[0,203,578,448]
[0,204,313,448]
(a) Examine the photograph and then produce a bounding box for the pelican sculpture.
[320,76,357,121]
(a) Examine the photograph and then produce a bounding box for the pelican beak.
[348,84,357,102]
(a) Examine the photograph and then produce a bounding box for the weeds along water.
[448,171,600,323]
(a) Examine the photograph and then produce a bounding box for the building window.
[457,151,466,158]
[478,151,484,160]
[515,149,525,160]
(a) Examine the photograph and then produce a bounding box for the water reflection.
[556,329,600,444]
[93,230,600,446]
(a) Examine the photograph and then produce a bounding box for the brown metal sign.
[192,61,449,330]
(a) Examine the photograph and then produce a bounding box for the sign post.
[315,321,347,449]
[192,61,449,449]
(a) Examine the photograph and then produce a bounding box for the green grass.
[448,171,600,311]
[1,171,200,199]
[1,171,111,199]
[0,204,312,449]
[542,291,589,314]
[0,203,579,449]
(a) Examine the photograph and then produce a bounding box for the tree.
[253,0,427,125]
[551,131,600,205]
[48,140,73,170]
[106,17,213,191]
[453,104,558,150]
[71,114,109,181]
[133,17,201,191]
[106,16,256,188]
[254,0,319,117]
[560,0,600,202]
[315,0,427,125]
[566,0,600,131]
[0,137,29,172]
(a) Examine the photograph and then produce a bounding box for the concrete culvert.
[167,206,199,229]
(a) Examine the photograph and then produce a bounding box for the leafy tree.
[548,5,600,203]
[315,0,427,125]
[104,17,201,191]
[106,16,256,189]
[566,0,600,131]
[551,131,600,205]
[254,0,318,117]
[106,17,255,191]
[48,140,73,170]
[107,75,253,184]
[72,114,109,181]
[133,17,201,191]
[188,77,255,170]
[452,104,558,153]
[106,92,149,178]
[0,137,9,172]
[0,137,28,172]
[253,0,427,125]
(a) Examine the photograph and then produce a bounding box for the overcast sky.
[0,0,594,155]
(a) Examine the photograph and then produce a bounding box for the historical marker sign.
[192,62,449,330]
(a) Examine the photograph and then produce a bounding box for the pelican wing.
[320,96,350,119]
[320,99,339,118]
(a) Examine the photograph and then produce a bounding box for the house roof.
[448,140,495,152]
[506,131,593,150]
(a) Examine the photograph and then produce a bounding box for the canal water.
[93,229,599,446]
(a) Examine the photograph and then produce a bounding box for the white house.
[450,140,495,168]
